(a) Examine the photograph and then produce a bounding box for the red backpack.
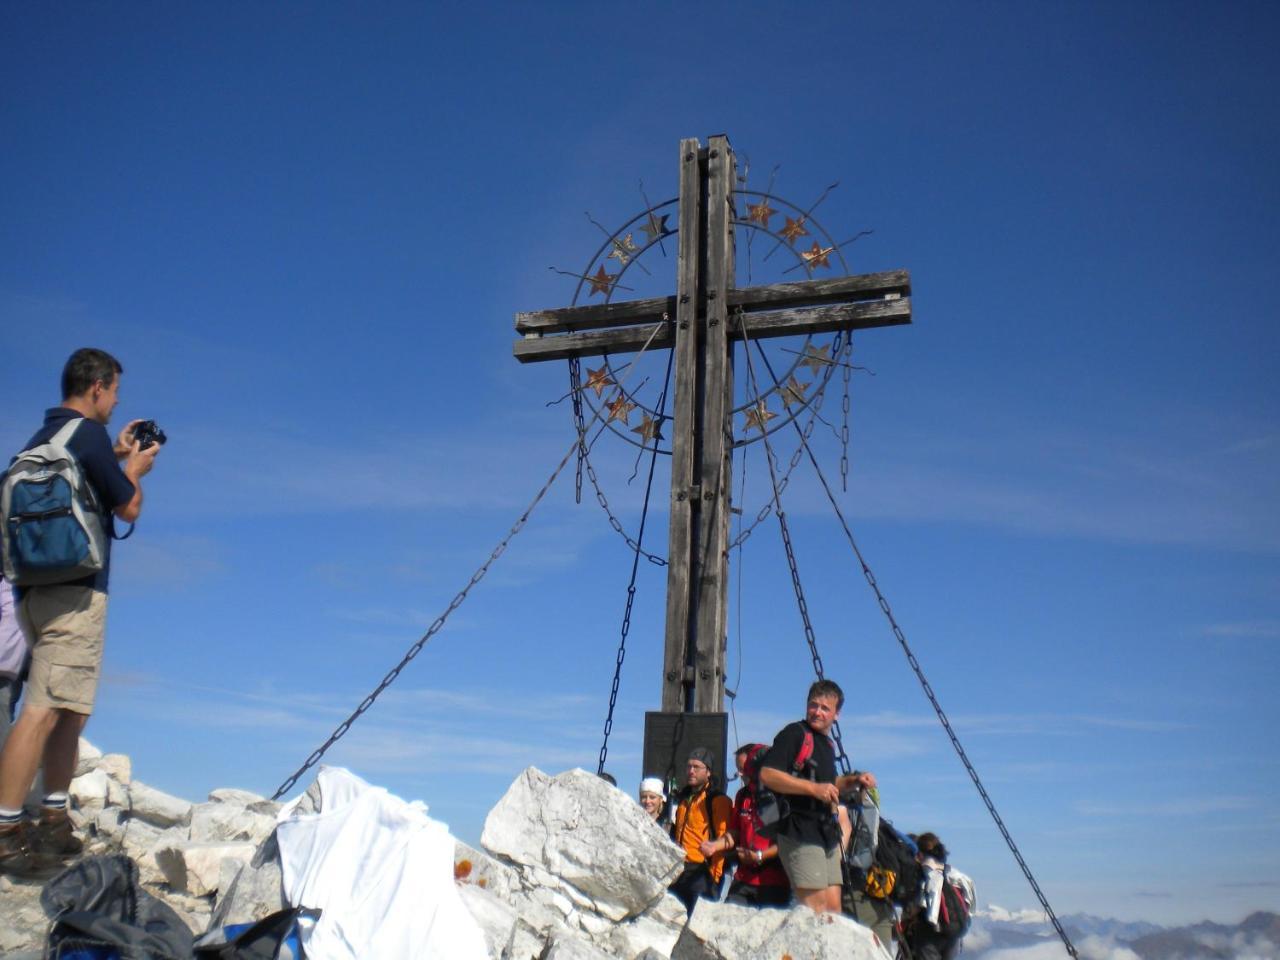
[749,729,815,838]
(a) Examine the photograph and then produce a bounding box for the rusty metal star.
[584,366,615,398]
[780,216,809,244]
[743,400,777,433]
[641,213,670,244]
[631,413,663,443]
[608,233,638,265]
[780,376,810,408]
[800,241,834,270]
[747,200,776,227]
[606,394,636,424]
[587,264,617,297]
[799,344,832,375]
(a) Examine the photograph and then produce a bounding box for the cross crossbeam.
[513,135,911,719]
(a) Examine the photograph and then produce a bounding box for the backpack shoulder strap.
[48,417,85,449]
[794,729,814,770]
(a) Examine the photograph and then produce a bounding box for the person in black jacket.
[759,680,875,913]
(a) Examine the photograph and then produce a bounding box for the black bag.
[852,818,921,905]
[194,908,302,960]
[752,728,815,839]
[937,877,972,937]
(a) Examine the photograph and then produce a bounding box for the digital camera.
[134,420,168,450]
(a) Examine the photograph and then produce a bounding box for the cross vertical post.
[662,136,736,713]
[512,134,912,781]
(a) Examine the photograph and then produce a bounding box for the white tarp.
[276,766,487,960]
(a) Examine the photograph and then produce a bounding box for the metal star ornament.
[608,233,638,265]
[585,367,615,398]
[606,394,636,424]
[799,343,832,374]
[641,213,670,244]
[587,264,617,297]
[743,400,777,433]
[780,216,809,244]
[800,242,834,270]
[747,200,776,227]
[780,376,809,408]
[631,413,663,443]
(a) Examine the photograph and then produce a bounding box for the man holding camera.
[0,348,160,877]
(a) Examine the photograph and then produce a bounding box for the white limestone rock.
[94,807,128,844]
[454,838,522,899]
[542,931,616,960]
[646,891,688,927]
[458,882,521,958]
[188,799,276,846]
[0,874,46,954]
[604,906,685,959]
[753,906,891,960]
[671,899,790,959]
[74,737,103,777]
[507,918,552,960]
[208,787,265,805]
[673,900,890,960]
[99,752,132,785]
[481,767,684,922]
[129,780,193,829]
[155,840,255,897]
[210,835,287,928]
[121,820,189,885]
[70,767,110,818]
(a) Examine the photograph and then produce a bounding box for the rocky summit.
[0,740,891,960]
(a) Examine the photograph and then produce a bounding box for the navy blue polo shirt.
[18,407,136,592]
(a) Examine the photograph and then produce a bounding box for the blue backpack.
[1,419,123,586]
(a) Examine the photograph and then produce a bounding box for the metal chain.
[568,356,587,504]
[758,350,1081,960]
[727,330,842,551]
[840,337,852,493]
[568,320,669,566]
[598,346,675,774]
[271,432,579,801]
[581,445,667,566]
[739,326,852,775]
[273,320,672,803]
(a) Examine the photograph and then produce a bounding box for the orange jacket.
[673,785,733,881]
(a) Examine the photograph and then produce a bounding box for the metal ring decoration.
[566,190,854,451]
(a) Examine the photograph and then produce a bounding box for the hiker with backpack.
[667,746,733,914]
[902,832,975,960]
[759,679,877,914]
[0,348,161,878]
[698,743,791,907]
[838,790,898,947]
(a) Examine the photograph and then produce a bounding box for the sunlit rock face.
[1,752,902,960]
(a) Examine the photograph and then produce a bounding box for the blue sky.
[2,1,1277,929]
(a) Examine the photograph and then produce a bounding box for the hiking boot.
[30,806,84,862]
[0,819,60,879]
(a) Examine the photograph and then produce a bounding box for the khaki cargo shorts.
[777,833,842,890]
[19,585,107,714]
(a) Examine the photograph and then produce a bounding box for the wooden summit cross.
[514,135,911,730]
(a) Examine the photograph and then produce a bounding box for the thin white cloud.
[982,935,1141,960]
[110,535,226,587]
[1077,795,1259,817]
[1202,621,1280,640]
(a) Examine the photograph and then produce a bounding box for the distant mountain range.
[965,908,1279,959]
